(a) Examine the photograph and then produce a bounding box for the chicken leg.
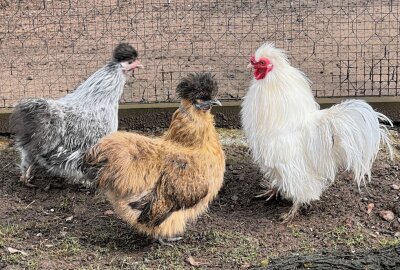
[280,203,300,224]
[20,164,35,187]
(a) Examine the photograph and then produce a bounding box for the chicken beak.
[194,99,222,110]
[210,99,222,106]
[132,60,144,69]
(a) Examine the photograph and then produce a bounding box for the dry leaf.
[379,210,395,221]
[186,256,200,267]
[7,247,28,256]
[391,184,400,190]
[367,203,374,214]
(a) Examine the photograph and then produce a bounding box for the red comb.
[250,55,256,64]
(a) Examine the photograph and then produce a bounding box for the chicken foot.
[20,164,35,187]
[157,237,183,247]
[280,203,300,224]
[254,187,279,202]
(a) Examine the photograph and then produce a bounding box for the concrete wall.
[1,97,399,134]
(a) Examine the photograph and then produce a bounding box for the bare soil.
[0,127,399,269]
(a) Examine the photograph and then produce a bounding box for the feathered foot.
[157,237,183,247]
[254,187,279,202]
[19,164,35,187]
[280,203,300,224]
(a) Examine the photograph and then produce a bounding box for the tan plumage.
[85,73,225,241]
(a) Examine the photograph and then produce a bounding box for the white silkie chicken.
[241,43,393,222]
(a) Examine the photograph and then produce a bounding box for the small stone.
[391,219,400,231]
[379,210,395,222]
[395,232,400,237]
[362,197,369,202]
[36,233,42,237]
[65,216,73,222]
[50,209,54,212]
[391,184,400,190]
[393,205,400,215]
[104,210,114,215]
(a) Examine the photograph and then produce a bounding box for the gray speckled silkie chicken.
[10,43,143,187]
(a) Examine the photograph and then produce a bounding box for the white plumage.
[241,43,393,221]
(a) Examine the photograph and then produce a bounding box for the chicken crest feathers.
[176,72,218,102]
[112,43,138,63]
[256,42,287,58]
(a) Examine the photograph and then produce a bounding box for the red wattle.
[254,68,267,80]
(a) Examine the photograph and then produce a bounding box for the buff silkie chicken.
[241,43,393,222]
[10,43,143,187]
[84,72,225,245]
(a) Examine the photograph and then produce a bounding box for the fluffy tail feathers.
[10,99,65,151]
[10,99,49,139]
[329,99,393,187]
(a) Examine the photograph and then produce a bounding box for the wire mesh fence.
[0,0,399,108]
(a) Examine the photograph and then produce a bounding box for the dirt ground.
[0,127,399,269]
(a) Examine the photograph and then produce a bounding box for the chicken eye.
[194,99,204,104]
[260,61,265,65]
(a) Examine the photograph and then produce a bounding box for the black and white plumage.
[10,43,143,187]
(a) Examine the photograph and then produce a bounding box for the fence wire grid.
[0,0,399,108]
